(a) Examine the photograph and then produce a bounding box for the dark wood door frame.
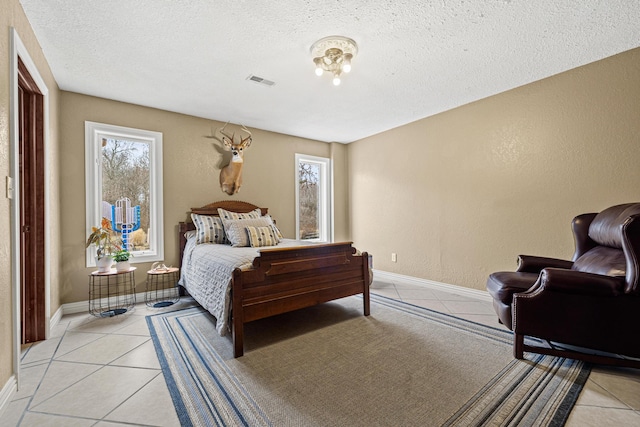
[18,57,46,343]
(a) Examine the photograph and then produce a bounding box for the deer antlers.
[215,122,252,149]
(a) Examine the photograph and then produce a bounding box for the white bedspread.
[178,236,313,335]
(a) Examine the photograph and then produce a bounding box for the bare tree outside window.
[295,154,331,242]
[101,138,150,251]
[298,161,320,239]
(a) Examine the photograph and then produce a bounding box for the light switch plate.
[6,176,13,199]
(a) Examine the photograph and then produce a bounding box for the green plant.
[86,217,121,259]
[113,249,132,262]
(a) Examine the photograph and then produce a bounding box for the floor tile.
[431,289,480,302]
[55,334,149,365]
[1,397,30,426]
[575,379,629,409]
[587,367,640,410]
[370,279,396,289]
[19,359,49,371]
[105,374,180,426]
[67,313,144,334]
[112,317,152,336]
[49,322,69,339]
[396,288,439,300]
[391,281,425,290]
[30,365,158,419]
[31,360,102,406]
[441,300,496,315]
[110,339,160,369]
[20,337,62,365]
[19,412,96,426]
[12,362,49,401]
[60,311,94,324]
[126,306,149,316]
[94,421,146,426]
[565,406,640,426]
[54,331,107,359]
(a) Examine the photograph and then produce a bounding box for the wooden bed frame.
[178,200,370,357]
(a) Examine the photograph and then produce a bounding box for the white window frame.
[295,153,333,242]
[85,121,164,266]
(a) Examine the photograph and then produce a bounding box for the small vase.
[96,256,113,273]
[116,260,131,272]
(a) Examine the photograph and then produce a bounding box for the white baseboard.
[62,290,149,315]
[372,269,492,302]
[49,305,63,336]
[61,299,90,315]
[0,375,17,420]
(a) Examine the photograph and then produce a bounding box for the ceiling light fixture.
[310,36,358,86]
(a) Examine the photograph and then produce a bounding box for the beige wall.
[331,142,350,242]
[59,92,346,303]
[0,0,61,395]
[348,47,640,291]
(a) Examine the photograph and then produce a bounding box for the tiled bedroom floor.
[2,278,640,426]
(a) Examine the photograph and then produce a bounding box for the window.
[295,154,332,242]
[85,121,163,266]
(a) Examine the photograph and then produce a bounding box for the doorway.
[18,57,46,343]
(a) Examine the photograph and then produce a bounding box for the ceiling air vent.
[246,74,275,87]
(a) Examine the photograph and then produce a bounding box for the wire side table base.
[145,267,180,308]
[89,268,137,317]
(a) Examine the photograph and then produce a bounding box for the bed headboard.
[190,200,268,216]
[178,200,269,266]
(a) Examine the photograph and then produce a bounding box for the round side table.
[89,267,137,317]
[145,267,180,308]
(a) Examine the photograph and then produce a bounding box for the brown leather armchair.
[487,203,640,368]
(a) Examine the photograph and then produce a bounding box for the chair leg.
[514,333,525,359]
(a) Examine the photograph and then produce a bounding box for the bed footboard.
[231,242,370,357]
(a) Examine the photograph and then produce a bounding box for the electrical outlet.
[391,253,397,262]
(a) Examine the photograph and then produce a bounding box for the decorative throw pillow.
[246,226,279,247]
[191,213,226,244]
[217,207,262,221]
[264,214,284,239]
[222,216,281,247]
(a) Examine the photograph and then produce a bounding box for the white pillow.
[222,216,281,247]
[191,213,226,244]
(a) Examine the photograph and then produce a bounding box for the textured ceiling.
[19,0,640,143]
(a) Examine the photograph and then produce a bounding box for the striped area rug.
[147,295,589,426]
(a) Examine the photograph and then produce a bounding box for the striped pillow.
[222,216,281,247]
[217,207,262,221]
[246,226,279,247]
[191,213,226,244]
[264,214,283,240]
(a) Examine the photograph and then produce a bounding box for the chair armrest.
[516,255,573,273]
[534,268,625,297]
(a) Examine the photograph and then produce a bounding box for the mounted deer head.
[214,122,252,195]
